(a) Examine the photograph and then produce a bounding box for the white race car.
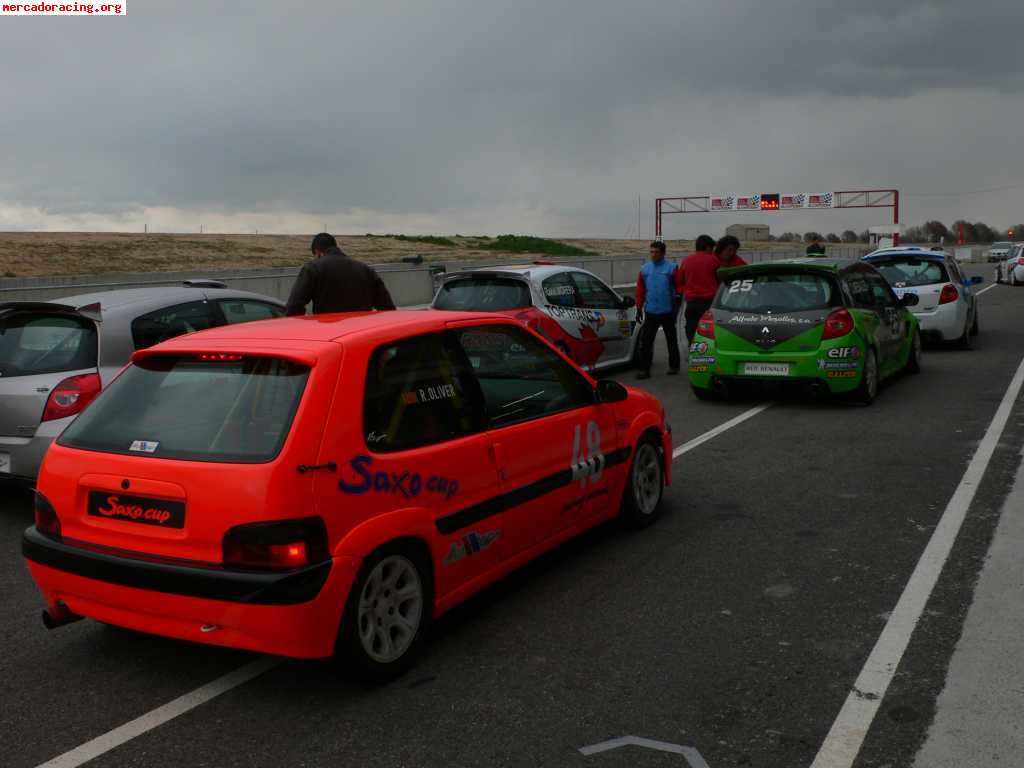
[864,247,982,347]
[988,241,1013,263]
[995,243,1024,286]
[432,264,640,370]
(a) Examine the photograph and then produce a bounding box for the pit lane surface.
[2,267,1022,768]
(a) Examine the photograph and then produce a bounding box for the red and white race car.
[432,265,640,371]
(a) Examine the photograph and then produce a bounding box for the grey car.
[0,281,285,481]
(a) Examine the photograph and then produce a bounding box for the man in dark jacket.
[285,233,396,315]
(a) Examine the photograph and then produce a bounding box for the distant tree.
[777,232,797,242]
[766,234,777,241]
[841,230,858,243]
[858,229,871,243]
[951,220,977,244]
[924,220,949,243]
[803,231,823,243]
[973,222,995,243]
[1012,225,1024,242]
[903,225,926,243]
[826,233,841,243]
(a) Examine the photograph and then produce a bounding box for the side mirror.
[899,293,920,307]
[619,295,636,309]
[969,275,984,286]
[596,379,628,404]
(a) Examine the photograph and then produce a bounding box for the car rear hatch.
[712,268,836,355]
[0,302,100,439]
[432,273,533,311]
[866,257,947,311]
[41,344,335,565]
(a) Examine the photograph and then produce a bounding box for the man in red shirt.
[676,234,747,343]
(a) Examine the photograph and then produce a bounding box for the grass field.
[0,232,806,278]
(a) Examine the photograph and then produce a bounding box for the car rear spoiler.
[440,270,530,283]
[0,301,102,323]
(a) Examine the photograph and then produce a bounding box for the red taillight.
[41,373,101,422]
[696,310,715,339]
[196,353,244,362]
[822,308,855,340]
[222,517,327,571]
[34,492,61,540]
[939,284,959,305]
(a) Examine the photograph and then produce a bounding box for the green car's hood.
[714,307,829,351]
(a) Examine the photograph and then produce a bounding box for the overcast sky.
[2,0,1023,238]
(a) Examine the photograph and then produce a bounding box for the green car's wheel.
[691,385,715,401]
[620,436,665,528]
[854,348,879,405]
[906,330,922,374]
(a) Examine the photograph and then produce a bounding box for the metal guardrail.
[0,246,875,307]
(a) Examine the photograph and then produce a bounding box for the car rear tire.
[854,348,879,405]
[619,436,665,528]
[335,543,431,683]
[906,330,922,374]
[955,316,972,349]
[691,384,716,401]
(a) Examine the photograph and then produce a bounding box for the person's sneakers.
[667,368,680,375]
[636,371,651,380]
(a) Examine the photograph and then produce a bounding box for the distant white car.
[995,243,1024,286]
[988,241,1012,263]
[864,247,982,348]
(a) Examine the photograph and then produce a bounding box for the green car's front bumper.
[687,332,867,394]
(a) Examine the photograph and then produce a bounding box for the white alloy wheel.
[357,555,424,664]
[632,442,663,517]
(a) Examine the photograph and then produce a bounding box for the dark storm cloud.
[1,0,1022,234]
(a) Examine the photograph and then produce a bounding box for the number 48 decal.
[728,279,754,294]
[572,421,604,486]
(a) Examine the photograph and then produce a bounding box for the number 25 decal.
[728,279,754,294]
[572,421,604,486]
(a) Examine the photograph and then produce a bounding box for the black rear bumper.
[22,527,331,605]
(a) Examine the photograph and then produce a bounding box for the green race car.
[688,259,921,404]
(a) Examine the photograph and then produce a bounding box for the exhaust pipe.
[41,601,83,630]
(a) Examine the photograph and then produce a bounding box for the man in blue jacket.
[635,240,681,380]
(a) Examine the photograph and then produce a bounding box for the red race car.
[23,310,671,680]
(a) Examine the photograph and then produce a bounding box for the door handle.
[296,462,337,474]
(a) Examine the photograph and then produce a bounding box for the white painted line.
[673,404,772,459]
[35,657,280,768]
[975,283,998,296]
[579,735,711,766]
[810,353,1024,768]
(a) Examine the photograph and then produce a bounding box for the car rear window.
[0,314,97,378]
[58,355,309,463]
[715,273,839,312]
[434,277,532,311]
[870,258,948,287]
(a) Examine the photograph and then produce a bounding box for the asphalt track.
[2,265,1023,768]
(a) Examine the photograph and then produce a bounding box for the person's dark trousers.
[683,297,714,344]
[639,311,681,374]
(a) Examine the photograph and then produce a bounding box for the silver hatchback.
[0,282,284,481]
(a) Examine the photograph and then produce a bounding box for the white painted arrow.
[579,736,711,767]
